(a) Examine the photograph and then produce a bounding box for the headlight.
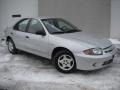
[83,48,103,55]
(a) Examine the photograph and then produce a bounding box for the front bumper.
[75,49,117,70]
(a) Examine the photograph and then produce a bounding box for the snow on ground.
[0,42,120,90]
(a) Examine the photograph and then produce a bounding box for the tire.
[7,39,18,54]
[53,50,76,73]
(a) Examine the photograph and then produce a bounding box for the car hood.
[54,31,112,49]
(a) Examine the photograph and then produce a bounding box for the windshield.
[41,18,82,34]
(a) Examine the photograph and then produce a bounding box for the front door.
[25,19,49,58]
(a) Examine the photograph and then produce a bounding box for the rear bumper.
[75,49,117,70]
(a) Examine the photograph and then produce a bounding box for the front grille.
[103,45,114,53]
[103,45,112,50]
[105,49,113,53]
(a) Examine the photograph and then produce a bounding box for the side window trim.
[26,19,32,32]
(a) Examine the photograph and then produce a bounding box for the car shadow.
[10,50,113,75]
[16,50,53,68]
[75,66,111,75]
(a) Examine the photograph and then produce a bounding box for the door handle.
[10,32,13,35]
[25,36,29,39]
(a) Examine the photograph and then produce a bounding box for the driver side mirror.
[36,30,46,36]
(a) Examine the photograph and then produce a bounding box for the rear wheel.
[53,50,76,73]
[7,39,18,54]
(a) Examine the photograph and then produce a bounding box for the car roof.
[34,16,59,20]
[22,17,61,21]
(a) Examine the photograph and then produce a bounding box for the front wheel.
[53,50,76,73]
[7,39,18,54]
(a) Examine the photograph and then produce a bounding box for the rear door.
[12,18,30,50]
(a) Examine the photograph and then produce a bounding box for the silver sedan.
[5,17,117,73]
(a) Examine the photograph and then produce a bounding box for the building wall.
[38,0,111,38]
[110,0,120,39]
[0,0,111,38]
[0,3,2,38]
[0,0,38,38]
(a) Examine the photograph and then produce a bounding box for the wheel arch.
[6,36,12,44]
[51,47,75,59]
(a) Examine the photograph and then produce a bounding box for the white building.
[0,0,120,39]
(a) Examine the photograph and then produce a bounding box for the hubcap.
[58,54,74,71]
[8,41,14,52]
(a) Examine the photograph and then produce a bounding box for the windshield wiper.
[65,30,81,33]
[51,31,65,34]
[51,30,81,34]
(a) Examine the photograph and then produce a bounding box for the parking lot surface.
[0,43,120,90]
